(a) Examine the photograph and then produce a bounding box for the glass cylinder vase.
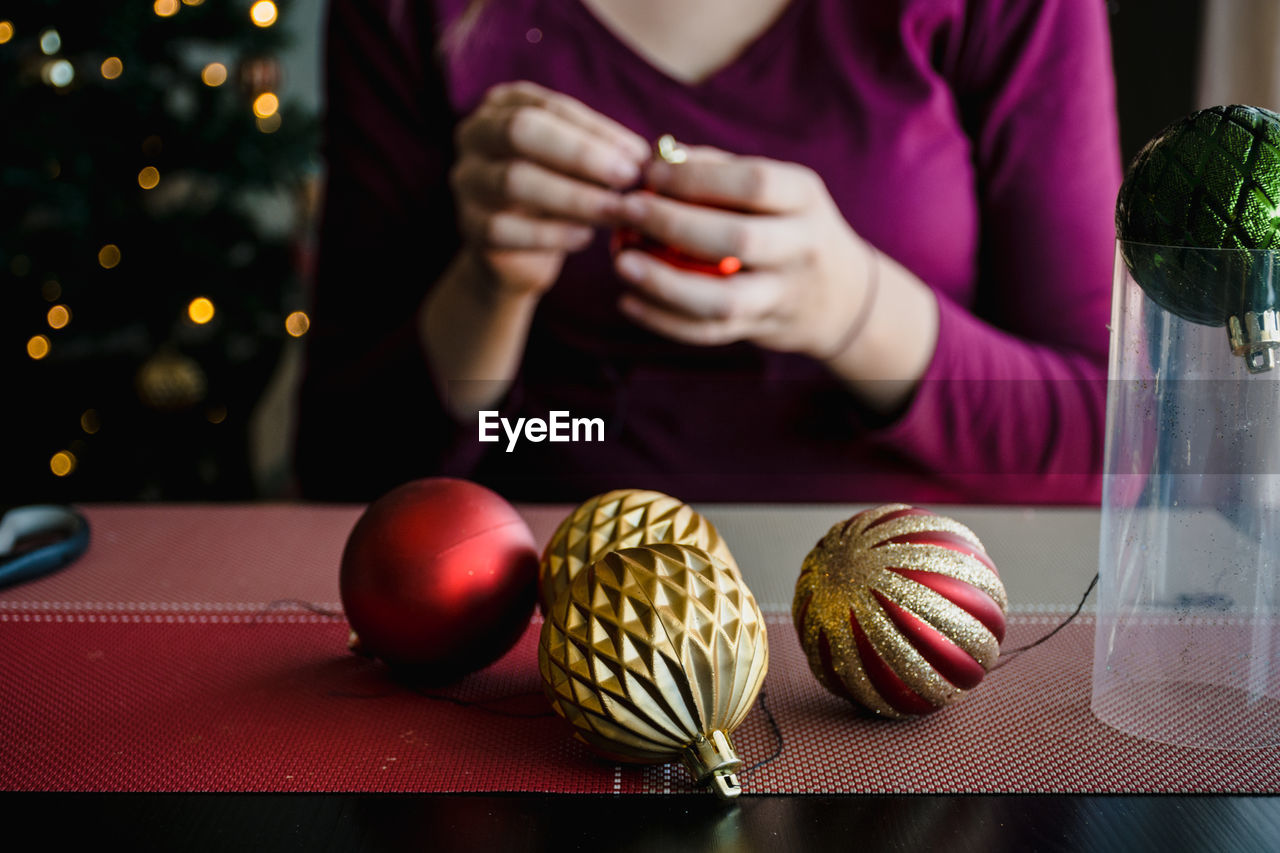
[1093,242,1280,749]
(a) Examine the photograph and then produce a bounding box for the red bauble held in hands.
[611,134,743,278]
[340,478,539,683]
[611,227,742,277]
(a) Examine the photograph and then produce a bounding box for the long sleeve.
[296,0,471,500]
[295,0,1126,505]
[868,0,1122,503]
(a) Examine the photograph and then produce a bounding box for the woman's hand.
[451,81,650,297]
[613,143,940,411]
[422,82,648,418]
[614,145,881,358]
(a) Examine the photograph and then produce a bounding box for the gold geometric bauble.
[539,488,737,612]
[793,504,1007,719]
[134,348,207,411]
[538,543,768,799]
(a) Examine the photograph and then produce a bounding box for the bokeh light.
[50,451,77,477]
[154,0,180,17]
[0,21,13,44]
[250,1,278,27]
[256,113,282,134]
[81,409,101,435]
[46,59,74,88]
[206,406,227,424]
[47,304,71,329]
[285,310,310,337]
[201,61,227,87]
[27,335,51,360]
[39,29,61,55]
[138,166,161,190]
[101,56,123,79]
[188,296,215,324]
[252,92,278,118]
[98,244,121,268]
[41,279,62,301]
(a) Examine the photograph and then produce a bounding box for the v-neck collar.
[556,0,811,93]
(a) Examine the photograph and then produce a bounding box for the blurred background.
[4,0,322,502]
[2,0,1277,504]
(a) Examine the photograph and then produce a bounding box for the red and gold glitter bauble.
[792,505,1007,718]
[539,488,737,612]
[340,478,538,683]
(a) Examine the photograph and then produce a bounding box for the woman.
[297,0,1121,503]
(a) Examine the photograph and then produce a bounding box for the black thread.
[992,571,1099,670]
[326,677,555,717]
[407,688,556,718]
[252,599,552,715]
[253,598,343,622]
[741,688,784,775]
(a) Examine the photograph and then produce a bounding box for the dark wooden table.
[7,792,1279,851]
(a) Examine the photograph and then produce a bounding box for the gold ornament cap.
[655,134,688,164]
[682,729,743,799]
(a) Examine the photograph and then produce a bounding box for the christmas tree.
[2,0,317,501]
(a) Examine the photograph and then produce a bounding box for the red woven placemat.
[1,507,1276,794]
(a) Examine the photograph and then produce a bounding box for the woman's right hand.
[450,80,651,297]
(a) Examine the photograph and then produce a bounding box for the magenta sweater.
[297,0,1122,504]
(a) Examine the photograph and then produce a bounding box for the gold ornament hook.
[682,730,743,801]
[656,134,688,164]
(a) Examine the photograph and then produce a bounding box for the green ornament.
[1116,105,1280,371]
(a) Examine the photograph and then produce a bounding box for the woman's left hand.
[613,144,876,360]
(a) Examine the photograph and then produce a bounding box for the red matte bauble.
[340,478,539,683]
[611,227,742,276]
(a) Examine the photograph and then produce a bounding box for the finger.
[681,142,735,158]
[487,81,651,162]
[620,192,814,268]
[617,291,743,348]
[650,139,736,165]
[644,154,819,214]
[458,104,643,188]
[614,249,779,322]
[453,157,621,223]
[464,82,648,185]
[459,202,594,251]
